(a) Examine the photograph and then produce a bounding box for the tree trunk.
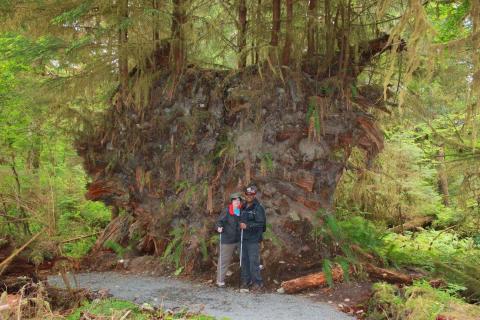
[307,0,317,56]
[153,0,160,51]
[171,0,185,73]
[324,0,334,66]
[118,0,129,99]
[270,0,280,63]
[436,146,449,206]
[238,0,247,69]
[9,155,30,235]
[281,0,293,66]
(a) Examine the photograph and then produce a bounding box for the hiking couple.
[215,185,266,293]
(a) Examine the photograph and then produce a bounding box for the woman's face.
[232,198,241,207]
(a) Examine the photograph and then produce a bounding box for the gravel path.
[48,272,353,320]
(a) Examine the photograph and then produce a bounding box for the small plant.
[104,240,129,258]
[162,226,185,272]
[306,96,323,141]
[259,153,275,176]
[263,223,284,248]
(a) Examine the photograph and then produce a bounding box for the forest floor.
[48,272,358,320]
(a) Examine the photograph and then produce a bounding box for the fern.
[322,258,334,287]
[104,240,127,258]
[199,238,208,262]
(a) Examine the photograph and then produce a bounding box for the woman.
[215,192,242,287]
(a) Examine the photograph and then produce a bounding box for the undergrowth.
[318,213,480,301]
[66,298,216,320]
[367,281,480,320]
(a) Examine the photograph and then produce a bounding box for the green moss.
[67,299,146,320]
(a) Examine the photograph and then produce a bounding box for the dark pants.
[241,242,262,286]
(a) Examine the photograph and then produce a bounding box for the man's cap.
[229,192,242,200]
[245,185,257,195]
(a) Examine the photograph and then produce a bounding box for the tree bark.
[238,0,247,69]
[118,0,129,99]
[436,146,449,206]
[307,0,317,56]
[365,263,414,285]
[324,0,334,65]
[270,0,280,46]
[280,265,344,293]
[171,0,186,73]
[270,0,280,64]
[281,0,293,65]
[9,155,30,235]
[153,0,160,51]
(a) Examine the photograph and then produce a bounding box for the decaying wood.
[389,216,434,233]
[280,265,344,294]
[0,231,43,277]
[365,263,414,285]
[280,259,416,294]
[61,232,100,244]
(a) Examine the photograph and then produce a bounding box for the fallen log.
[389,216,434,233]
[365,263,414,285]
[280,262,417,294]
[0,230,43,277]
[280,266,344,294]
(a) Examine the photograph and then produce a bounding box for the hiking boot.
[250,283,264,293]
[239,284,250,293]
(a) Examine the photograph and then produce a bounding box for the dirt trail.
[48,272,353,320]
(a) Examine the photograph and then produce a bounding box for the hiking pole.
[218,232,222,285]
[239,229,243,268]
[239,228,243,289]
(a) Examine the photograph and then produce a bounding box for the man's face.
[245,193,255,203]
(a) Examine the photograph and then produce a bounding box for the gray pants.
[217,242,238,284]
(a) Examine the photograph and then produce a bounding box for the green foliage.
[337,132,448,226]
[382,229,480,300]
[259,153,275,174]
[67,299,147,320]
[162,226,185,271]
[313,214,386,261]
[368,281,480,320]
[67,298,217,320]
[104,240,130,258]
[263,223,284,248]
[306,96,322,137]
[0,34,111,254]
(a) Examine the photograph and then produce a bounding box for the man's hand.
[217,227,223,233]
[240,223,247,229]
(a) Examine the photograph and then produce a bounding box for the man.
[239,185,266,292]
[215,192,242,287]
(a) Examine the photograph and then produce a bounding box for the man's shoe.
[250,283,264,293]
[239,284,250,293]
[216,282,225,288]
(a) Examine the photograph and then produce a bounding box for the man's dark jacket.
[216,207,240,244]
[240,199,266,243]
